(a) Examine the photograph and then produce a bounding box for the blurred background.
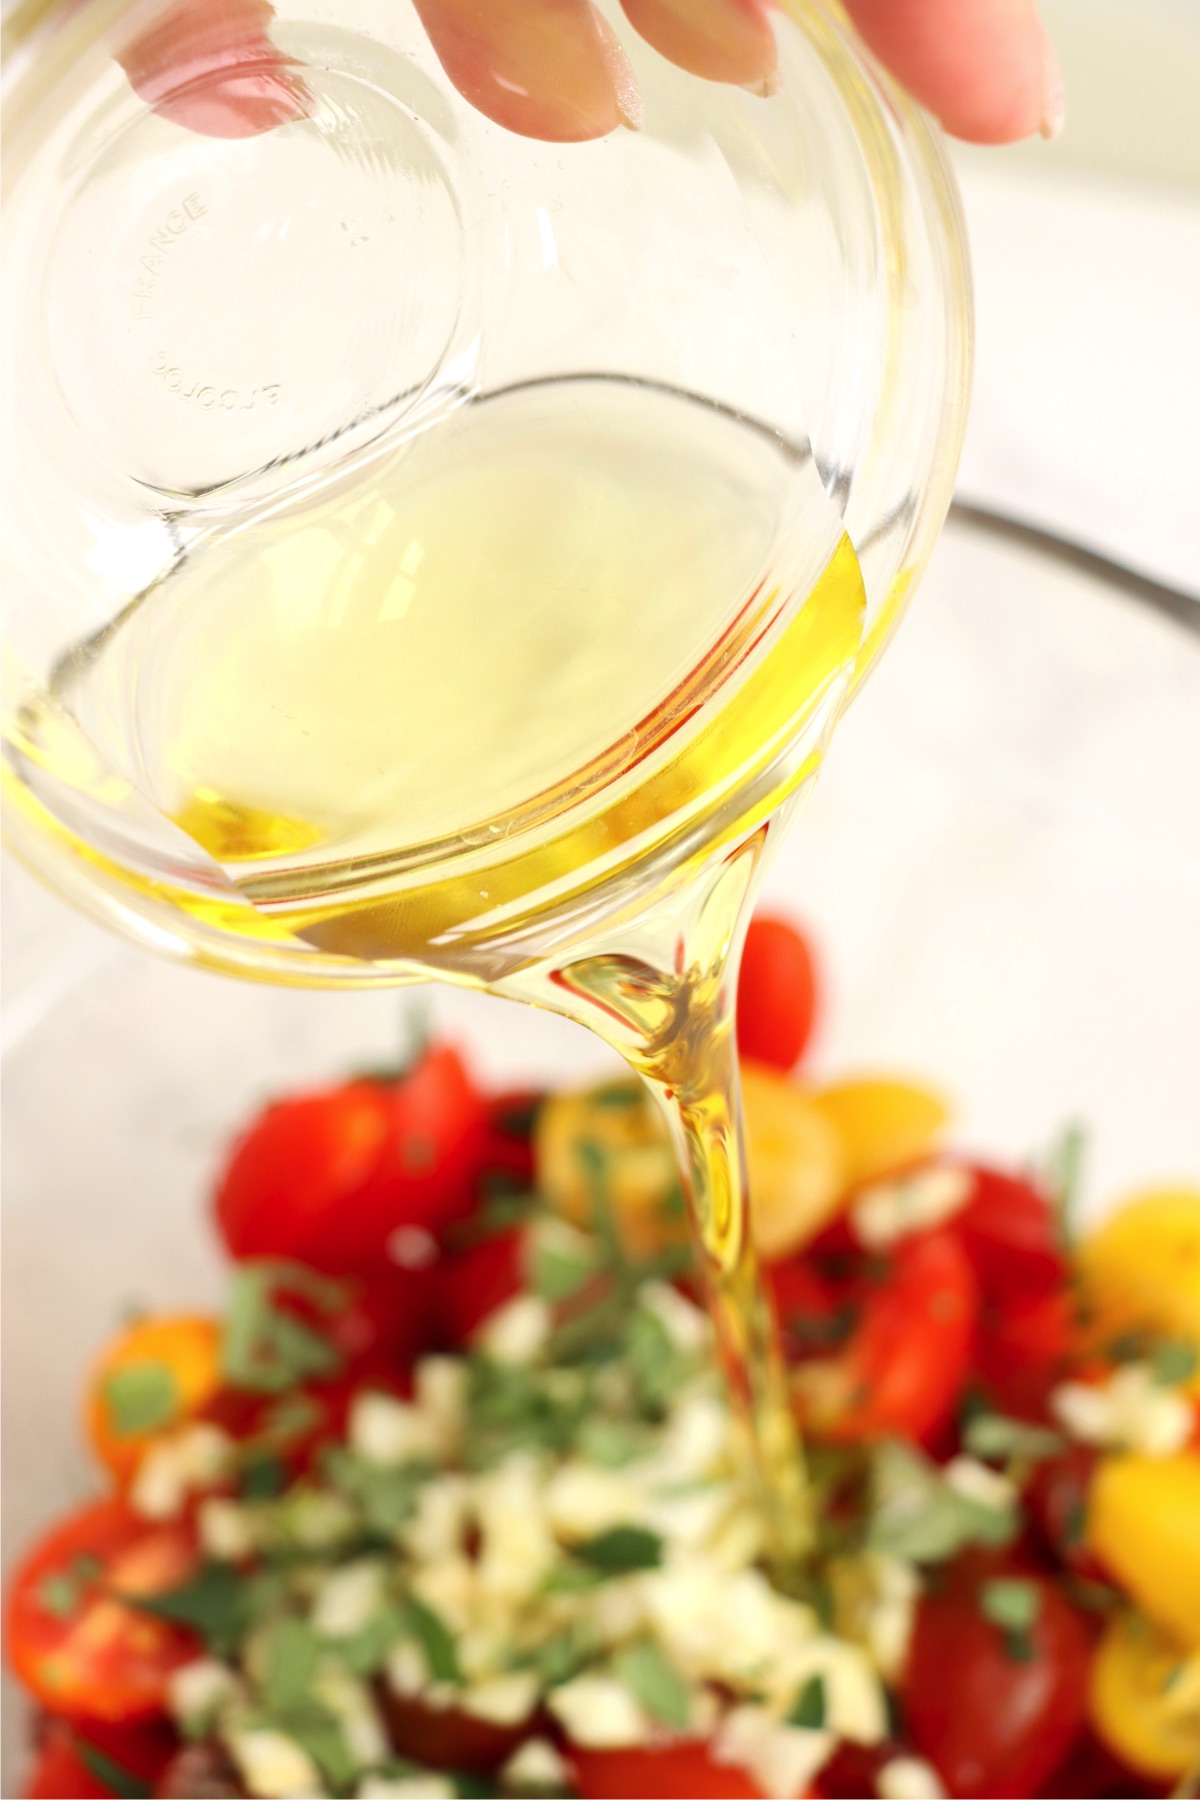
[3,0,1199,1776]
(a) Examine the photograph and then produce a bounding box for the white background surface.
[4,0,1200,1784]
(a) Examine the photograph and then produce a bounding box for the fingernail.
[742,66,783,99]
[1039,34,1065,140]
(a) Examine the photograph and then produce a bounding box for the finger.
[118,0,305,139]
[843,0,1062,144]
[411,0,634,141]
[618,0,778,90]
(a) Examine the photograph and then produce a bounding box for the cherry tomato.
[481,1089,542,1187]
[1026,1446,1109,1584]
[811,1077,949,1191]
[380,1691,527,1772]
[23,1715,177,1799]
[7,1501,201,1724]
[434,1230,525,1347]
[85,1316,223,1481]
[901,1564,1092,1798]
[1087,1451,1200,1650]
[1088,1609,1200,1782]
[214,1046,489,1275]
[1077,1189,1200,1390]
[1035,1725,1159,1798]
[953,1165,1067,1304]
[736,914,819,1071]
[974,1285,1078,1422]
[785,1229,978,1444]
[572,1741,766,1799]
[742,1062,845,1262]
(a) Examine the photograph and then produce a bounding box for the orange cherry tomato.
[85,1315,222,1480]
[7,1500,201,1724]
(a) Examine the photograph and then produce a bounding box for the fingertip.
[620,0,778,89]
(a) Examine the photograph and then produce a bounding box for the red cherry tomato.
[901,1564,1092,1798]
[7,1501,201,1725]
[214,1046,489,1275]
[435,1230,525,1347]
[23,1715,177,1799]
[974,1286,1078,1422]
[736,915,819,1071]
[380,1691,526,1772]
[1026,1446,1111,1585]
[481,1089,542,1187]
[572,1741,767,1799]
[953,1164,1067,1304]
[782,1229,978,1445]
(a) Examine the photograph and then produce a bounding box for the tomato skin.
[736,915,818,1071]
[379,1692,527,1772]
[974,1285,1078,1422]
[86,1316,223,1481]
[953,1165,1066,1304]
[23,1715,177,1799]
[434,1230,526,1347]
[787,1229,978,1445]
[901,1566,1092,1799]
[1027,1446,1109,1584]
[214,1047,489,1276]
[572,1741,767,1799]
[7,1501,201,1724]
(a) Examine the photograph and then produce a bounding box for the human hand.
[121,0,1062,148]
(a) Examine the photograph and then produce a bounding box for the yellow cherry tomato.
[86,1314,223,1479]
[1078,1189,1200,1390]
[1087,1452,1200,1650]
[810,1076,949,1192]
[535,1080,684,1259]
[1089,1609,1200,1780]
[741,1061,845,1261]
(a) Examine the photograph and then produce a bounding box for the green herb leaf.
[102,1361,180,1438]
[574,1525,663,1574]
[120,1561,248,1654]
[405,1595,460,1684]
[964,1413,1064,1463]
[612,1641,691,1728]
[867,1440,1017,1563]
[531,1239,600,1303]
[1044,1122,1087,1251]
[321,1445,432,1538]
[255,1699,357,1790]
[1152,1340,1199,1387]
[261,1615,321,1712]
[340,1606,409,1677]
[517,1621,599,1689]
[980,1578,1042,1634]
[238,1449,289,1501]
[73,1739,152,1799]
[575,1417,652,1468]
[222,1263,345,1396]
[787,1673,827,1731]
[37,1555,102,1621]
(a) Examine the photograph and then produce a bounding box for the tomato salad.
[7,917,1200,1800]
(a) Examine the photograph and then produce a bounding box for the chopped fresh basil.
[574,1416,651,1468]
[252,1699,357,1790]
[573,1525,663,1573]
[963,1413,1064,1463]
[867,1440,1017,1562]
[787,1673,828,1731]
[102,1361,180,1438]
[980,1578,1042,1633]
[120,1560,248,1654]
[73,1739,152,1799]
[531,1238,600,1303]
[260,1615,321,1711]
[239,1449,289,1501]
[37,1554,101,1620]
[320,1445,432,1538]
[1043,1122,1086,1250]
[405,1594,460,1684]
[518,1621,598,1689]
[340,1605,409,1677]
[612,1641,691,1728]
[1152,1340,1199,1387]
[222,1263,345,1395]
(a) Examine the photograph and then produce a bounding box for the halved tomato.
[7,1500,201,1723]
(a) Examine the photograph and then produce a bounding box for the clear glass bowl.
[5,528,1199,1778]
[2,0,970,983]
